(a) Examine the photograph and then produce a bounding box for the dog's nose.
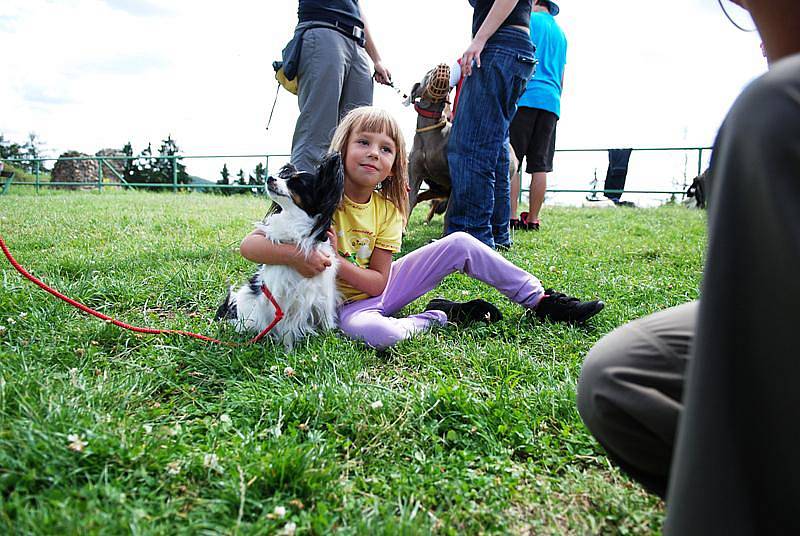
[267,176,276,185]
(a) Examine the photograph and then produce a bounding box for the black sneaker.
[425,298,503,325]
[535,289,604,323]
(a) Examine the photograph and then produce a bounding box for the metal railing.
[1,146,711,197]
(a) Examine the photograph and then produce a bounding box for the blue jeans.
[445,28,536,248]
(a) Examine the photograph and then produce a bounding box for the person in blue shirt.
[509,0,566,231]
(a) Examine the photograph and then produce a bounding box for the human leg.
[528,172,547,223]
[525,110,558,226]
[446,30,535,248]
[577,301,697,498]
[338,296,446,350]
[338,232,545,348]
[492,139,512,247]
[509,108,534,221]
[291,29,348,172]
[339,42,373,118]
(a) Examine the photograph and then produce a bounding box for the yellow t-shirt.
[333,191,404,303]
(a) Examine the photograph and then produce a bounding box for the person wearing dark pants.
[577,301,696,499]
[290,1,391,173]
[445,0,536,250]
[578,1,800,532]
[509,0,566,231]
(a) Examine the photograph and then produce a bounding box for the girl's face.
[344,130,396,192]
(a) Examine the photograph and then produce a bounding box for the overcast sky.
[1,0,763,197]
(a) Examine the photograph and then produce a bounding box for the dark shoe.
[425,298,503,325]
[528,219,540,231]
[495,241,512,251]
[535,289,604,323]
[510,218,523,230]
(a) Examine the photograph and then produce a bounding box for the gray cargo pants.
[291,24,373,173]
[577,301,697,499]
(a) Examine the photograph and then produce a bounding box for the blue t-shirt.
[518,12,567,117]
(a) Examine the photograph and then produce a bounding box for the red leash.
[0,234,283,345]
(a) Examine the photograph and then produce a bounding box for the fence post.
[697,148,703,179]
[35,159,40,194]
[97,158,103,192]
[264,155,270,195]
[172,156,178,193]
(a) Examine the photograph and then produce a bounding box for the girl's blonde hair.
[329,106,409,220]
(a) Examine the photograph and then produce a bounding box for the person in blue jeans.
[445,0,536,249]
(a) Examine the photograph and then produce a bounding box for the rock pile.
[51,151,99,189]
[95,148,128,182]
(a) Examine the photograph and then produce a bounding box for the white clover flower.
[284,366,295,377]
[219,414,232,425]
[370,400,384,410]
[0,326,6,335]
[273,505,287,518]
[282,521,297,535]
[6,318,15,325]
[166,460,181,475]
[18,312,27,319]
[203,453,224,473]
[67,433,87,452]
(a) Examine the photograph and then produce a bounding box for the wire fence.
[1,146,711,199]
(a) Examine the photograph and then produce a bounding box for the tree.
[216,164,231,195]
[155,135,189,186]
[132,142,156,184]
[0,134,22,160]
[248,162,267,195]
[129,135,190,187]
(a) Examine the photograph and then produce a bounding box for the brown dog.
[405,64,517,226]
[405,64,453,225]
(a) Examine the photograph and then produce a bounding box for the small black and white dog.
[215,153,344,348]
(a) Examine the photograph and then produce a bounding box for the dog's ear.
[311,152,345,241]
[277,163,297,180]
[403,82,421,107]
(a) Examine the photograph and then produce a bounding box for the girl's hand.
[291,250,332,278]
[327,228,339,254]
[460,36,487,77]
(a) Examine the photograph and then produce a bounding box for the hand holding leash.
[373,61,392,85]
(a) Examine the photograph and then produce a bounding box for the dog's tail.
[214,286,238,321]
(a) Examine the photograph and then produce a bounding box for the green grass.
[0,191,706,534]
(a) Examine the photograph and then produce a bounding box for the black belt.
[299,18,365,47]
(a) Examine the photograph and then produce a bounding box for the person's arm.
[336,246,392,297]
[461,0,519,76]
[239,230,332,278]
[360,3,391,84]
[328,229,392,296]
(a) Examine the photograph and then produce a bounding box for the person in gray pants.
[578,0,800,532]
[291,1,391,173]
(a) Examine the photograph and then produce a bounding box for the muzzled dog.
[405,64,453,225]
[215,153,344,349]
[405,64,518,226]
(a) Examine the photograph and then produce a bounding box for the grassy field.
[0,191,706,534]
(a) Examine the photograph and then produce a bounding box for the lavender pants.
[337,232,544,349]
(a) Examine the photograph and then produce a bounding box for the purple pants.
[337,232,544,349]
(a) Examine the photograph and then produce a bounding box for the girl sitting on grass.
[240,106,604,349]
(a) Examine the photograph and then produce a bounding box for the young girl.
[240,106,603,349]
